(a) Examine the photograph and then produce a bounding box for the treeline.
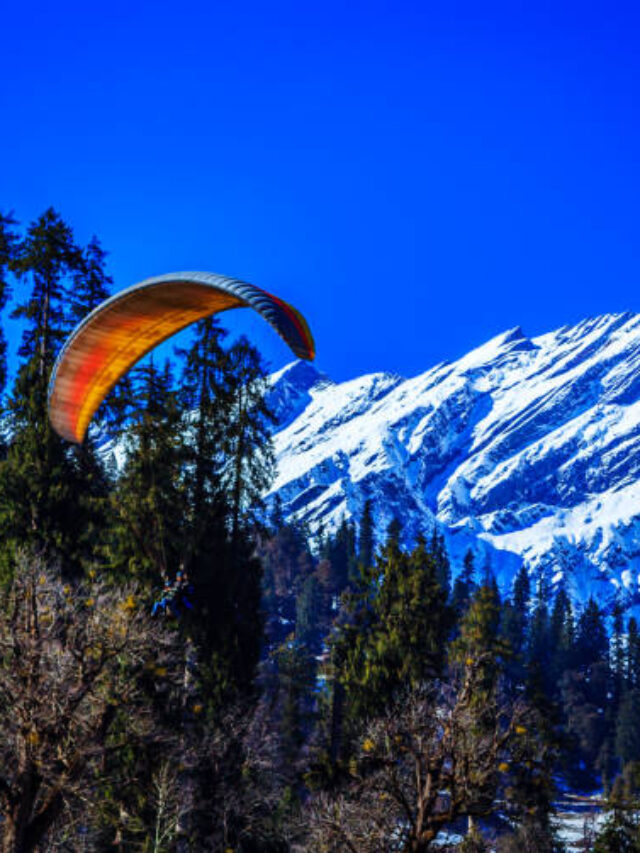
[0,209,638,851]
[0,209,274,851]
[256,509,640,851]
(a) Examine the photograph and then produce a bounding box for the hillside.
[267,313,640,608]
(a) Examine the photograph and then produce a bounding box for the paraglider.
[152,569,194,618]
[48,271,315,443]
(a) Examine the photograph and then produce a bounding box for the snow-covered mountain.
[267,313,640,609]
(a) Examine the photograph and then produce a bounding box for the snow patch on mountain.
[268,313,640,608]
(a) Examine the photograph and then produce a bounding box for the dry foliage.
[0,554,182,853]
[306,657,530,852]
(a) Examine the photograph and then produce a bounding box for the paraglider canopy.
[48,271,315,443]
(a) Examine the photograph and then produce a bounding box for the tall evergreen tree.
[334,533,452,722]
[549,585,574,684]
[358,499,375,569]
[615,690,640,768]
[451,579,508,704]
[0,210,101,575]
[0,211,19,399]
[222,336,275,544]
[179,317,230,559]
[107,359,185,584]
[430,526,451,593]
[452,548,476,616]
[627,618,640,687]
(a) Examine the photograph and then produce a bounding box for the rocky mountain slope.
[267,313,640,607]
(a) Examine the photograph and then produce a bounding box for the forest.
[0,208,639,852]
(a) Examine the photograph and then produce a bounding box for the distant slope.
[267,313,640,608]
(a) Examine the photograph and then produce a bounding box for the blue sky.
[2,1,640,381]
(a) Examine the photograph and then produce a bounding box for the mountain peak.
[267,360,330,427]
[269,314,640,612]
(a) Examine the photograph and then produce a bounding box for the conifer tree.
[549,585,574,684]
[179,317,230,558]
[177,327,273,707]
[501,566,530,686]
[107,359,185,584]
[430,526,451,592]
[561,597,610,785]
[0,211,19,399]
[452,548,476,616]
[0,210,101,575]
[275,638,317,779]
[222,336,275,544]
[451,579,507,704]
[505,565,530,654]
[358,499,375,569]
[335,533,452,721]
[615,690,640,767]
[322,517,357,593]
[296,574,323,652]
[627,618,640,687]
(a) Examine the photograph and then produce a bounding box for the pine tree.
[505,565,530,654]
[627,618,640,687]
[107,359,186,584]
[358,499,375,569]
[452,548,476,616]
[335,533,452,721]
[275,638,317,778]
[0,210,101,575]
[0,211,19,399]
[296,574,322,652]
[576,597,609,668]
[501,566,530,687]
[561,597,610,786]
[615,690,640,767]
[179,317,230,562]
[430,526,451,593]
[323,517,357,594]
[270,492,285,531]
[222,336,275,544]
[549,585,574,684]
[451,579,508,704]
[177,327,273,707]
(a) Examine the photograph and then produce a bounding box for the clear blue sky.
[2,1,640,381]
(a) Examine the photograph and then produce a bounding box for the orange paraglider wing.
[48,271,315,443]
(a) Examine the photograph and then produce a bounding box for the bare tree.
[0,553,182,853]
[306,657,533,852]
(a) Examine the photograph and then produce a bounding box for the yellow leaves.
[88,569,97,580]
[155,666,167,677]
[63,585,71,596]
[498,762,509,773]
[85,598,95,608]
[121,595,136,613]
[465,657,474,667]
[38,574,46,586]
[192,703,203,715]
[362,737,375,753]
[515,725,527,735]
[27,730,39,747]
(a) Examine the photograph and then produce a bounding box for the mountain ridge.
[267,312,640,610]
